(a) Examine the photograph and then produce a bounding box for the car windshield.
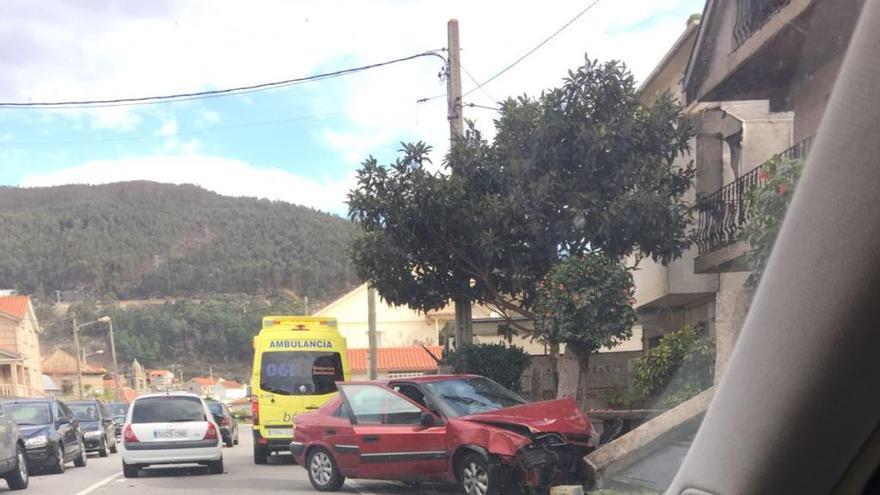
[207,402,223,415]
[131,397,205,424]
[260,351,343,396]
[6,403,51,426]
[424,377,526,416]
[105,403,128,416]
[68,403,100,422]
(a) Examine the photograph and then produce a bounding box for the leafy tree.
[740,156,805,287]
[533,254,637,403]
[348,57,694,343]
[442,343,532,392]
[632,325,715,408]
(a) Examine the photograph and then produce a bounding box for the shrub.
[632,325,715,408]
[442,343,532,392]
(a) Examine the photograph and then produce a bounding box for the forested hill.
[0,181,358,301]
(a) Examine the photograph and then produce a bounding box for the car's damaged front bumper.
[514,432,596,492]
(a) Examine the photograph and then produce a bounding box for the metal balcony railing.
[694,136,813,255]
[733,0,791,47]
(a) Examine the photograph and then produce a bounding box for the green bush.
[442,343,531,392]
[632,325,715,408]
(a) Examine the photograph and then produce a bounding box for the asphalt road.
[14,428,461,495]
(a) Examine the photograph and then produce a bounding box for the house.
[147,369,174,391]
[227,397,252,418]
[218,379,247,401]
[347,345,443,380]
[0,295,45,397]
[41,349,106,398]
[185,377,218,398]
[314,283,495,349]
[677,0,864,375]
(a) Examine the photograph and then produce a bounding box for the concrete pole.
[107,319,122,402]
[367,287,378,380]
[304,296,309,316]
[72,317,83,400]
[447,19,463,138]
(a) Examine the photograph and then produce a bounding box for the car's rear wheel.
[458,452,498,495]
[5,444,29,490]
[49,444,64,474]
[122,461,139,478]
[253,443,268,464]
[307,447,344,492]
[74,440,87,467]
[208,457,224,475]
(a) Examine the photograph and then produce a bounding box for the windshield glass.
[105,403,128,416]
[131,397,206,424]
[425,377,526,416]
[68,403,100,422]
[7,403,51,426]
[259,351,343,396]
[207,402,223,415]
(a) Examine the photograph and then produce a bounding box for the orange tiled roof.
[41,349,107,375]
[347,346,442,374]
[148,369,170,377]
[0,296,29,321]
[221,380,245,389]
[191,377,217,386]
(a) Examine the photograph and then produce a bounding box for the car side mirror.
[419,411,435,427]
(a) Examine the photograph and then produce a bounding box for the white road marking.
[74,471,124,495]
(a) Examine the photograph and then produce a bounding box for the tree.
[533,254,637,403]
[348,56,693,353]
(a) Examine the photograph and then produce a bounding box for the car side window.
[340,384,422,425]
[59,403,73,420]
[332,401,351,420]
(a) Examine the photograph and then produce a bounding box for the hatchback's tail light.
[251,396,259,425]
[123,424,139,443]
[220,416,230,427]
[204,422,218,441]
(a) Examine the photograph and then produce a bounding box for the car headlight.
[25,435,48,447]
[84,430,103,438]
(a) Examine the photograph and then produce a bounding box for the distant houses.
[0,295,45,397]
[41,349,106,398]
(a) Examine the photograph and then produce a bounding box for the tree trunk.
[454,297,473,347]
[556,344,592,410]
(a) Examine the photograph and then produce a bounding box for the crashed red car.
[290,375,595,494]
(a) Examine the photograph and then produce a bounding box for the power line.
[0,50,446,109]
[460,64,495,103]
[462,0,600,99]
[465,102,501,111]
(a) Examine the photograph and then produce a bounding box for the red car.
[290,375,595,494]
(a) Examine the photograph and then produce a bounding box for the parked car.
[67,400,117,457]
[0,402,29,490]
[290,375,594,494]
[106,403,128,437]
[206,400,238,448]
[121,392,223,478]
[4,398,87,474]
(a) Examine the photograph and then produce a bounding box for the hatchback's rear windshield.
[260,351,343,396]
[131,397,206,424]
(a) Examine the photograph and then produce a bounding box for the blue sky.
[0,0,704,216]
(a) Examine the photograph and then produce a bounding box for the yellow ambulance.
[250,316,349,464]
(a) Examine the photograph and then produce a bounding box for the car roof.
[385,374,482,384]
[3,397,54,404]
[132,391,201,401]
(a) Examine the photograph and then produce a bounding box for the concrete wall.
[790,53,844,143]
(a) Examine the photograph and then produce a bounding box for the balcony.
[693,137,813,272]
[733,0,792,48]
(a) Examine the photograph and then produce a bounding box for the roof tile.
[347,346,442,373]
[0,296,29,321]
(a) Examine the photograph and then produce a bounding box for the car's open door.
[337,383,447,480]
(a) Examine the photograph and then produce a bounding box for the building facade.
[0,295,44,397]
[41,349,106,398]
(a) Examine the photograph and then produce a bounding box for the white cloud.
[200,110,221,124]
[19,156,355,215]
[157,119,178,137]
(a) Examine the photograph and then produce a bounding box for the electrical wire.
[0,50,446,109]
[461,64,495,103]
[462,0,600,98]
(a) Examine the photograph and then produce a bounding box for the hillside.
[0,181,358,301]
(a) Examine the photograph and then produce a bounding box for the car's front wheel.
[458,452,499,495]
[99,438,109,457]
[307,447,344,492]
[5,444,28,490]
[109,435,118,454]
[49,444,64,475]
[73,440,87,467]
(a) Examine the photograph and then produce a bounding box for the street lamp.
[72,316,121,402]
[82,349,104,364]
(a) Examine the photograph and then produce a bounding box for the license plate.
[267,427,292,437]
[154,430,187,439]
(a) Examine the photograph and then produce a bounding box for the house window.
[387,371,425,379]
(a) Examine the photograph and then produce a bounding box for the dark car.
[105,403,128,437]
[5,398,87,474]
[68,400,117,457]
[291,375,594,494]
[206,400,238,448]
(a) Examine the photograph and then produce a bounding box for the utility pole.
[367,287,378,380]
[303,296,309,316]
[107,318,122,402]
[72,317,84,400]
[447,18,472,347]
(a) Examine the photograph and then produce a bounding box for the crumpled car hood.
[459,397,591,435]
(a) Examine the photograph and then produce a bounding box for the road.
[17,428,461,495]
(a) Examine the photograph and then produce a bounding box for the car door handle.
[325,429,336,435]
[362,435,380,443]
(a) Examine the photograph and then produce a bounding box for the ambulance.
[250,316,349,464]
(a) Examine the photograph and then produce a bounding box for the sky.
[0,0,704,216]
